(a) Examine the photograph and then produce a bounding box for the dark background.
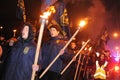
[0,0,120,54]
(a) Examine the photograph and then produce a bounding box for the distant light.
[13,29,17,32]
[88,47,92,51]
[96,52,100,57]
[113,33,118,38]
[82,41,85,45]
[115,46,119,50]
[0,26,3,29]
[84,47,87,51]
[115,65,120,72]
[115,57,119,62]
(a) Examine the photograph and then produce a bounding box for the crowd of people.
[0,22,112,80]
[1,0,120,79]
[0,23,36,80]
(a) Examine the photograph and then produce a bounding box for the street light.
[114,33,118,37]
[115,46,120,62]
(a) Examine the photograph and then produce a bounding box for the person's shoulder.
[55,39,62,44]
[31,42,37,48]
[56,37,68,46]
[27,41,36,48]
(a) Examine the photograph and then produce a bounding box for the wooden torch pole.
[31,18,46,80]
[39,19,88,79]
[39,26,82,79]
[60,39,90,75]
[74,53,82,80]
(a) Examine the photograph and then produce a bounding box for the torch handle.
[39,27,81,79]
[74,53,82,80]
[13,32,16,37]
[60,39,90,75]
[63,27,81,50]
[31,19,46,80]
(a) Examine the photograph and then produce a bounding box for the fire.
[40,6,56,19]
[78,18,88,27]
[79,20,86,27]
[48,6,56,13]
[40,12,51,19]
[13,29,17,32]
[88,47,92,51]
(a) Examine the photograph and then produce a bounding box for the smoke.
[87,0,107,39]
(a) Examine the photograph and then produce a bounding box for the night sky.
[0,0,120,54]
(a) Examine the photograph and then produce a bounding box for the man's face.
[22,26,29,39]
[71,42,76,49]
[9,40,14,46]
[49,28,59,37]
[100,54,105,60]
[0,37,4,41]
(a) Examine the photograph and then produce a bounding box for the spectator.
[94,53,108,80]
[61,40,78,80]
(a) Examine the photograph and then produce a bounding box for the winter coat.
[2,37,36,80]
[40,36,67,73]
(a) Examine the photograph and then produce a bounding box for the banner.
[41,0,71,38]
[16,0,26,22]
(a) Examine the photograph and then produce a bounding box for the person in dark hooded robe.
[2,23,36,80]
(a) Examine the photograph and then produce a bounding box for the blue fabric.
[51,1,71,38]
[40,37,66,73]
[3,38,36,80]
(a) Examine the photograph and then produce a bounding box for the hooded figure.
[2,23,36,80]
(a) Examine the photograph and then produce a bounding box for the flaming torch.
[60,20,89,79]
[31,6,55,80]
[39,19,88,79]
[61,39,90,76]
[13,29,17,37]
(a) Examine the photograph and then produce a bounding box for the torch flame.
[13,29,17,32]
[48,6,56,13]
[40,12,51,19]
[115,65,120,72]
[0,26,3,29]
[88,47,92,51]
[78,18,89,28]
[79,20,87,27]
[40,6,56,19]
